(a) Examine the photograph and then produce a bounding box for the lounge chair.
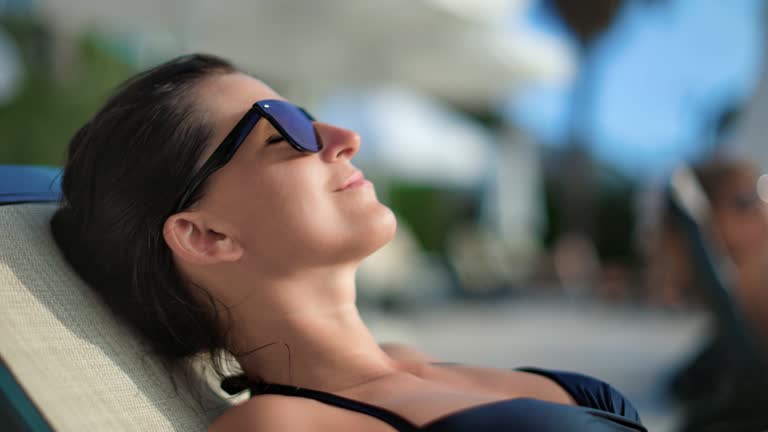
[0,165,233,432]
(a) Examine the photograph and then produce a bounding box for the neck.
[223,265,398,392]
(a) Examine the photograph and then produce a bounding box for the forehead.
[198,72,283,129]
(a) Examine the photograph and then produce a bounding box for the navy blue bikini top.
[248,367,646,431]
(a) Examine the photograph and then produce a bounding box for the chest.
[329,365,576,430]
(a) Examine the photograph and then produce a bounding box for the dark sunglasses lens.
[257,100,320,152]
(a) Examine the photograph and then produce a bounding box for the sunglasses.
[173,99,322,213]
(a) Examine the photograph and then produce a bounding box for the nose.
[314,122,361,162]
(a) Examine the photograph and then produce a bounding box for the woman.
[646,159,768,336]
[644,159,768,431]
[51,54,644,431]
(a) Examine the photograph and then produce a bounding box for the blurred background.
[3,0,768,430]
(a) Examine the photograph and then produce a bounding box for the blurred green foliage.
[542,163,638,265]
[0,17,134,165]
[388,183,477,253]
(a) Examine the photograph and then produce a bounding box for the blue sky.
[506,0,765,177]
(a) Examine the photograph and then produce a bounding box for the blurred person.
[642,158,768,431]
[645,159,768,335]
[50,54,645,432]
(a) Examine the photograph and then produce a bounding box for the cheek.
[234,166,332,250]
[223,159,397,267]
[251,184,396,265]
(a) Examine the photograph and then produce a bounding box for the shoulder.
[208,394,322,432]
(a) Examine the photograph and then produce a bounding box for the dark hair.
[50,54,239,380]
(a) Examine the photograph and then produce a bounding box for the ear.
[162,212,244,265]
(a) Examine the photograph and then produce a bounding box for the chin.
[349,204,398,262]
[374,205,398,247]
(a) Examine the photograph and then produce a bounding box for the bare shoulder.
[208,394,322,432]
[379,342,436,363]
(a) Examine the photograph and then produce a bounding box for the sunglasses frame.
[172,99,319,214]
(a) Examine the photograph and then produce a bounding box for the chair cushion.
[0,203,233,431]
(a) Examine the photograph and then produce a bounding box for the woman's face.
[712,167,768,267]
[188,73,396,276]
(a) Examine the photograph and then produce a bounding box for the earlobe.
[162,213,244,265]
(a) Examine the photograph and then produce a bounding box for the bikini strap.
[250,381,420,432]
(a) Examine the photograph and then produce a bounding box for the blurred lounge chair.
[666,165,768,432]
[0,165,232,432]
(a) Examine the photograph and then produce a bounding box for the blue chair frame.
[0,165,60,431]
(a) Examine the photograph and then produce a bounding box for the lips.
[336,170,367,191]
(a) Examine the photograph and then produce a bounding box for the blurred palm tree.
[542,0,657,292]
[545,0,623,237]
